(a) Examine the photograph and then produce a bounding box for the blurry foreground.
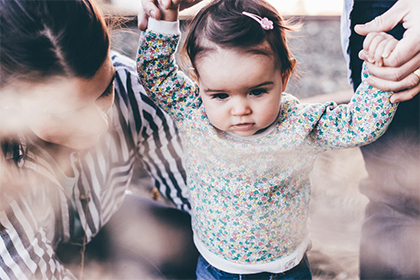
[71,148,368,280]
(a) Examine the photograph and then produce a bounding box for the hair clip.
[242,11,274,30]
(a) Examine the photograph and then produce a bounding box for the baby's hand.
[359,32,398,67]
[139,0,201,30]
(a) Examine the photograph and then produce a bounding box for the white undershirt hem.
[194,235,310,274]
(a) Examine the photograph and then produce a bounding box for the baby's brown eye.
[250,89,267,96]
[212,93,229,100]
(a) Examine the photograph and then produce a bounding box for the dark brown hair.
[183,0,295,76]
[0,0,110,210]
[0,0,110,157]
[0,0,110,87]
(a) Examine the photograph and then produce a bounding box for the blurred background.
[98,1,369,279]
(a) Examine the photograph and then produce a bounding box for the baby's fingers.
[381,38,398,59]
[363,32,379,63]
[365,33,388,64]
[374,38,397,66]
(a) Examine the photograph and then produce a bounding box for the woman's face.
[13,54,115,150]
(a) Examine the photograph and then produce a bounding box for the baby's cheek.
[205,109,227,131]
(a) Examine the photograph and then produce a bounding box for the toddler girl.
[137,0,398,278]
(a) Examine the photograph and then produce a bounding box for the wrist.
[160,7,179,22]
[148,17,180,35]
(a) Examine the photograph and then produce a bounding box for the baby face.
[194,46,289,137]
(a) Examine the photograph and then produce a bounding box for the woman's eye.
[250,88,267,96]
[212,93,229,100]
[98,82,115,99]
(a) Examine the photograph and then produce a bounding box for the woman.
[0,0,197,279]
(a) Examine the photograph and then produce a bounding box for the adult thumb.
[354,1,405,36]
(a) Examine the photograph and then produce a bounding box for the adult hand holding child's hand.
[138,0,202,30]
[355,0,420,103]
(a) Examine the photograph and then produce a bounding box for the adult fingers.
[138,1,162,31]
[390,82,420,103]
[354,0,406,35]
[354,0,420,67]
[159,0,182,10]
[138,11,149,31]
[367,73,419,93]
[383,28,420,67]
[360,53,420,82]
[361,60,420,93]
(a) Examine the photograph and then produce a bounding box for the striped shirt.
[0,51,191,280]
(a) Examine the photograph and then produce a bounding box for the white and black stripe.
[0,51,191,279]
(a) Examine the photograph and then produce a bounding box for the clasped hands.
[356,0,420,103]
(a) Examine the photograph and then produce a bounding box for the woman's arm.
[0,198,76,280]
[112,52,191,212]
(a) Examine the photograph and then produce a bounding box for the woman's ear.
[281,58,296,92]
[188,68,199,84]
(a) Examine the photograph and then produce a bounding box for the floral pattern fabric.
[137,30,397,264]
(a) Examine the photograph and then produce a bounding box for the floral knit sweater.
[137,21,397,272]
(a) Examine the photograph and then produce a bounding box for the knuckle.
[390,69,404,81]
[387,55,402,67]
[407,75,420,88]
[373,15,385,27]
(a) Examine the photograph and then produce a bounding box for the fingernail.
[150,10,156,18]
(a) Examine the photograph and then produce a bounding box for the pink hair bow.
[242,11,274,30]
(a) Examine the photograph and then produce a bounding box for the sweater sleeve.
[136,19,200,123]
[309,64,398,150]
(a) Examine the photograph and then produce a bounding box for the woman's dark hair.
[183,0,295,76]
[0,0,110,87]
[0,0,110,169]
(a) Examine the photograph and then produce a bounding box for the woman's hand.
[138,0,202,30]
[355,0,420,103]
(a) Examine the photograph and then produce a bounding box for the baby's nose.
[231,100,251,116]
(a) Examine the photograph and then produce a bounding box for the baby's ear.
[188,68,199,84]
